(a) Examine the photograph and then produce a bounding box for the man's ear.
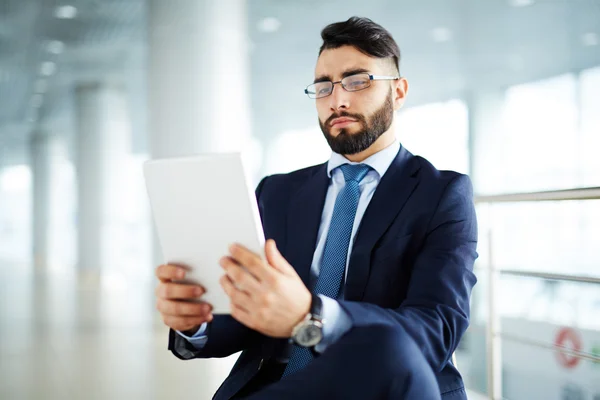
[393,77,409,111]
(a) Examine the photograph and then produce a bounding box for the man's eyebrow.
[313,67,371,84]
[341,68,370,78]
[313,74,332,84]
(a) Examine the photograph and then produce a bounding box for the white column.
[75,83,131,272]
[466,89,508,395]
[467,89,507,194]
[148,0,253,157]
[147,0,251,396]
[30,131,56,271]
[147,0,257,263]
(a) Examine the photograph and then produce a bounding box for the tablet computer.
[143,153,265,314]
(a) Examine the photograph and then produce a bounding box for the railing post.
[486,228,503,399]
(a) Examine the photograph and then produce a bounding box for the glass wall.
[458,65,600,399]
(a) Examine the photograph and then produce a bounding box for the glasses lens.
[342,74,371,92]
[306,82,333,99]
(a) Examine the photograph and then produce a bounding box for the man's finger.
[228,244,272,282]
[220,274,254,307]
[157,299,212,317]
[219,257,261,293]
[156,282,205,300]
[230,302,253,329]
[156,264,186,282]
[220,274,240,298]
[220,274,233,297]
[265,239,295,275]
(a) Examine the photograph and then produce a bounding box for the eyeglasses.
[304,73,399,99]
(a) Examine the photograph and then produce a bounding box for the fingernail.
[195,287,203,296]
[177,270,185,279]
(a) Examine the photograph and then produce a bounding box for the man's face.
[314,45,400,155]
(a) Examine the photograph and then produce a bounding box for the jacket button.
[258,358,264,370]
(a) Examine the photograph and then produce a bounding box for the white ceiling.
[248,0,600,136]
[0,0,599,165]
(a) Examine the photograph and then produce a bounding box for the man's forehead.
[314,46,380,79]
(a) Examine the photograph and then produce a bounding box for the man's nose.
[328,83,350,111]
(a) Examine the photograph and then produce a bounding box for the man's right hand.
[155,264,214,333]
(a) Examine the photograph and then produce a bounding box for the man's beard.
[319,88,394,155]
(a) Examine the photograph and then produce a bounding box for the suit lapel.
[285,163,329,287]
[344,146,421,301]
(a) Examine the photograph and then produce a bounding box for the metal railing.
[475,187,600,203]
[498,269,600,285]
[472,186,600,400]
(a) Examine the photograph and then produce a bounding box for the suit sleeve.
[338,174,478,371]
[168,176,271,360]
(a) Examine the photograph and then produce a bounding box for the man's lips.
[330,117,357,127]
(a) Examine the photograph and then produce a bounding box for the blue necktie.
[282,163,371,377]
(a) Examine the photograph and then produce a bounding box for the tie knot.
[339,163,371,183]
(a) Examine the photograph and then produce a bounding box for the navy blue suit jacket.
[168,146,478,399]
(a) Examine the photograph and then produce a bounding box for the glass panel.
[0,165,32,264]
[456,274,490,394]
[263,128,331,175]
[498,275,600,333]
[501,74,579,192]
[497,276,599,399]
[473,67,600,195]
[501,316,600,400]
[397,99,469,174]
[581,67,600,188]
[477,200,600,278]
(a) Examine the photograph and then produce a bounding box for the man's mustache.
[325,111,364,128]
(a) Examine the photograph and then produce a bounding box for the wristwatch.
[291,293,324,348]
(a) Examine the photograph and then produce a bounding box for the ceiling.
[0,0,145,163]
[0,0,599,165]
[248,0,600,136]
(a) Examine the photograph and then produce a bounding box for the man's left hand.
[219,239,311,338]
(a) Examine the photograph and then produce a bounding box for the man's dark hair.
[319,17,401,73]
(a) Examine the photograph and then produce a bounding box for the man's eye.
[347,79,368,88]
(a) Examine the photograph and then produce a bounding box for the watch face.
[296,323,323,347]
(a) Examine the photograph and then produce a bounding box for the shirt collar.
[327,140,401,179]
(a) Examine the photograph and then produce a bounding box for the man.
[155,16,478,400]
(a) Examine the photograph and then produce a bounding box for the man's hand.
[219,239,311,338]
[155,264,214,333]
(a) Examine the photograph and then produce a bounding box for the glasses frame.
[304,73,400,99]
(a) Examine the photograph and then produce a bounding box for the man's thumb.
[265,239,293,274]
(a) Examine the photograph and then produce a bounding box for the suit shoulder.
[414,155,470,186]
[261,163,326,191]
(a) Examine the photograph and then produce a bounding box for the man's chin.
[328,126,360,137]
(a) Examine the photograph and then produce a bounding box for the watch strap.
[309,293,323,321]
[309,293,323,355]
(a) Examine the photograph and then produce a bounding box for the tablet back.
[143,153,265,314]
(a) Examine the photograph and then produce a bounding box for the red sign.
[554,327,582,369]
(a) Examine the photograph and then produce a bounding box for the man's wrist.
[291,293,324,348]
[313,296,352,354]
[181,325,202,336]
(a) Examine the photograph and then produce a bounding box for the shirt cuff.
[314,295,352,354]
[175,322,209,349]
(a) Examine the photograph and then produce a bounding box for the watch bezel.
[292,318,324,348]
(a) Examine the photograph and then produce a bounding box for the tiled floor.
[0,264,238,400]
[0,263,489,400]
